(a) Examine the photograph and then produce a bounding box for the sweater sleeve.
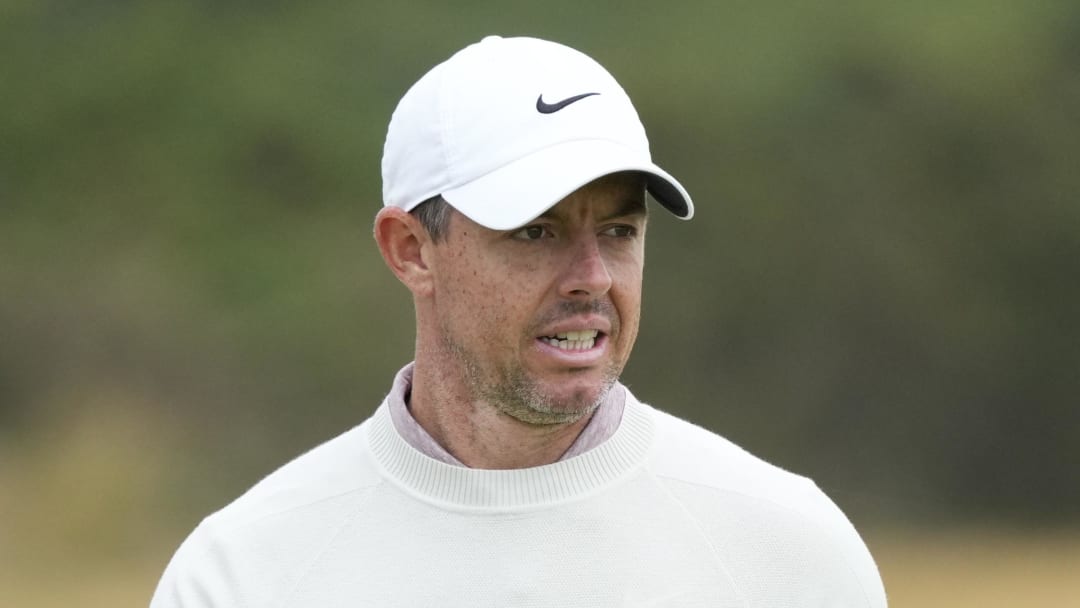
[149,520,247,608]
[790,478,888,608]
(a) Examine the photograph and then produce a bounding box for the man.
[152,36,887,607]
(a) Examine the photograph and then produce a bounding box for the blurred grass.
[870,528,1080,607]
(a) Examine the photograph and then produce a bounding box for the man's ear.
[373,207,436,297]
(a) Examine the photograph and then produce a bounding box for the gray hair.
[410,195,453,243]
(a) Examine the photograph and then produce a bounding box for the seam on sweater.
[212,482,379,531]
[273,484,380,608]
[656,473,878,608]
[644,464,750,608]
[195,485,377,608]
[197,517,253,608]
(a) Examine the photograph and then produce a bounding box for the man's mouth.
[538,329,601,351]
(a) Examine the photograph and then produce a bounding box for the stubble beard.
[440,330,623,427]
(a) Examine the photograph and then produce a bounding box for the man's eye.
[512,225,550,240]
[603,225,637,237]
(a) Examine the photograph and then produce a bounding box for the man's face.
[428,172,647,425]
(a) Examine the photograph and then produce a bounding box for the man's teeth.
[542,330,599,351]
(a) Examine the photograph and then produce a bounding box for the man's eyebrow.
[537,197,648,222]
[609,197,648,221]
[600,197,648,222]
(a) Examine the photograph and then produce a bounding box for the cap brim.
[441,139,693,230]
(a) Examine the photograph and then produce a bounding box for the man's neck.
[408,361,595,470]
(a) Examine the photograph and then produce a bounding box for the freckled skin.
[437,172,645,415]
[377,172,648,468]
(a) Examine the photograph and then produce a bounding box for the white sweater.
[151,388,886,607]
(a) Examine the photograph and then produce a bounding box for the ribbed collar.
[365,389,655,511]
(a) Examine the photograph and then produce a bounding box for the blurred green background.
[2,1,1079,605]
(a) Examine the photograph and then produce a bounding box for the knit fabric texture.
[151,380,887,607]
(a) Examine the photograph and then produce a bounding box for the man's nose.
[559,235,613,298]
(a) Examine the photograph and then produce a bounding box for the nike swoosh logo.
[536,92,600,114]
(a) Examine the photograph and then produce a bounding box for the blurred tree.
[1,0,1078,529]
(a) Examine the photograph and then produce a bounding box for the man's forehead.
[537,172,647,219]
[584,171,647,192]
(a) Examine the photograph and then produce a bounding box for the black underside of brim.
[645,175,689,218]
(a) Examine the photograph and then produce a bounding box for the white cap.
[381,36,694,230]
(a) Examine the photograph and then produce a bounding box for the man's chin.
[534,381,614,421]
[492,380,609,426]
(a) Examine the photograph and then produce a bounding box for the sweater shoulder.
[150,417,384,608]
[644,403,814,497]
[636,401,887,607]
[641,401,852,532]
[207,418,382,530]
